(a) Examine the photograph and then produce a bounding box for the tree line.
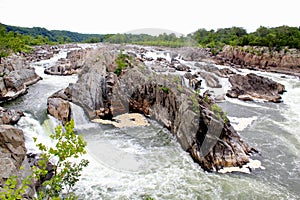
[1,23,300,63]
[191,26,300,50]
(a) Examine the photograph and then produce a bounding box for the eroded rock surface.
[215,45,300,77]
[227,73,286,102]
[0,55,41,103]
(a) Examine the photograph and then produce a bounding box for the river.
[4,46,300,199]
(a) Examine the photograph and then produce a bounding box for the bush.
[114,50,131,76]
[211,104,228,123]
[33,119,89,199]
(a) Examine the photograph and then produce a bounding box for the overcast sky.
[0,0,298,35]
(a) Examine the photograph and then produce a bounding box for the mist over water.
[5,46,300,199]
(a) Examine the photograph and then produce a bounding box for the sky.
[0,0,298,35]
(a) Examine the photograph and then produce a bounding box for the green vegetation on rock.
[211,103,228,123]
[115,50,132,76]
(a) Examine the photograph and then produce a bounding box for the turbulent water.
[5,47,300,199]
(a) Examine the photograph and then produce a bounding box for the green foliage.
[190,94,199,114]
[32,119,89,199]
[159,86,170,94]
[104,32,195,47]
[177,84,183,92]
[203,95,210,104]
[192,25,300,51]
[2,23,107,43]
[143,196,155,200]
[0,175,31,200]
[173,76,180,84]
[115,50,131,76]
[211,103,228,123]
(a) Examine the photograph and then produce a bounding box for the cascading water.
[4,46,300,199]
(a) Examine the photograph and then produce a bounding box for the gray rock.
[227,73,286,102]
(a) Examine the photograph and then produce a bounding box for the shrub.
[211,103,228,123]
[190,94,199,114]
[159,86,170,94]
[114,50,131,76]
[32,119,89,199]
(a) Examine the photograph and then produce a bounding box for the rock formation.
[48,47,256,172]
[0,108,35,199]
[215,45,300,77]
[0,55,41,103]
[44,48,88,75]
[226,73,286,102]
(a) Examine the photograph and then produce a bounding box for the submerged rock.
[226,73,286,102]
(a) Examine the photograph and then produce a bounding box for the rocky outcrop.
[194,62,236,78]
[215,45,300,77]
[226,73,286,102]
[197,72,222,88]
[0,125,35,199]
[0,125,26,182]
[0,107,35,198]
[0,55,42,103]
[0,107,24,125]
[49,48,256,172]
[44,49,88,75]
[174,47,210,61]
[23,45,59,63]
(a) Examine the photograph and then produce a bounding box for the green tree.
[33,119,89,199]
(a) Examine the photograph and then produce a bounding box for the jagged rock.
[48,48,255,172]
[44,49,88,75]
[0,55,42,103]
[194,62,235,78]
[0,125,34,200]
[0,107,24,125]
[175,47,209,61]
[198,72,222,88]
[0,125,26,181]
[215,45,300,77]
[226,73,286,102]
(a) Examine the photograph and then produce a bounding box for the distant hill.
[1,23,109,43]
[125,28,184,37]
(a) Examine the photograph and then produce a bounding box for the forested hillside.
[2,23,108,43]
[1,23,300,63]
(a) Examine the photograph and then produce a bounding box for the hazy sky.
[0,0,298,35]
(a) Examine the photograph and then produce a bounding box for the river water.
[4,47,300,199]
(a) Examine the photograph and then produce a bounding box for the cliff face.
[215,45,300,77]
[48,48,255,171]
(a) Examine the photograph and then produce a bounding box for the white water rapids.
[5,46,300,199]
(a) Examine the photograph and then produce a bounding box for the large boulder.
[226,73,286,102]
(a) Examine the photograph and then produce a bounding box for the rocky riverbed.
[1,43,299,198]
